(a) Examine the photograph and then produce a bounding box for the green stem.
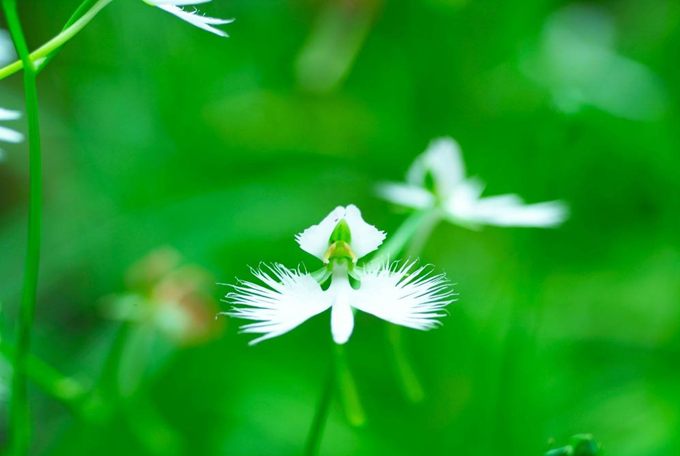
[303,342,367,456]
[405,209,441,258]
[0,0,114,81]
[333,343,365,426]
[37,0,102,74]
[0,343,90,415]
[387,324,425,403]
[303,366,335,456]
[376,209,441,403]
[3,1,43,453]
[370,209,434,266]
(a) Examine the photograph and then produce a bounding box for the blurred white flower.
[378,137,568,228]
[521,5,667,120]
[0,108,23,159]
[225,205,453,345]
[103,247,224,346]
[145,0,234,37]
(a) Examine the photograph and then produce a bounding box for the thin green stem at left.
[2,1,43,453]
[0,0,114,80]
[0,343,90,416]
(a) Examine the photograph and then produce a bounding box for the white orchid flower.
[144,0,234,37]
[225,205,453,345]
[0,108,23,159]
[378,137,568,228]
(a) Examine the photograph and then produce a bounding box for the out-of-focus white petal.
[0,29,15,66]
[407,137,466,197]
[296,205,385,261]
[0,125,23,144]
[376,182,436,210]
[442,178,485,224]
[296,206,346,260]
[351,261,453,331]
[446,189,568,228]
[154,4,234,37]
[343,205,385,259]
[330,275,354,345]
[225,264,332,345]
[473,197,569,227]
[0,108,20,121]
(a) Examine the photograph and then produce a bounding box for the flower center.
[322,218,357,265]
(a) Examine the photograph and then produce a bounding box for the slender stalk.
[377,209,441,403]
[333,343,365,426]
[404,209,441,259]
[0,0,114,81]
[2,1,42,453]
[370,209,433,266]
[0,343,89,415]
[303,343,366,456]
[303,366,335,456]
[37,0,102,74]
[387,324,424,402]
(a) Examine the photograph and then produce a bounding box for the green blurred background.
[1,0,680,454]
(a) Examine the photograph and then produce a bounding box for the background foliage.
[1,0,679,454]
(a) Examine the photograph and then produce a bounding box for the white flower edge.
[376,182,435,210]
[145,0,234,37]
[295,205,386,261]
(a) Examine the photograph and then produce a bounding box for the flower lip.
[296,205,386,262]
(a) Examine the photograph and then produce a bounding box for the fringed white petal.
[154,3,234,37]
[296,206,346,260]
[407,137,466,197]
[377,182,436,210]
[225,264,332,345]
[343,205,385,259]
[296,205,385,261]
[352,261,454,331]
